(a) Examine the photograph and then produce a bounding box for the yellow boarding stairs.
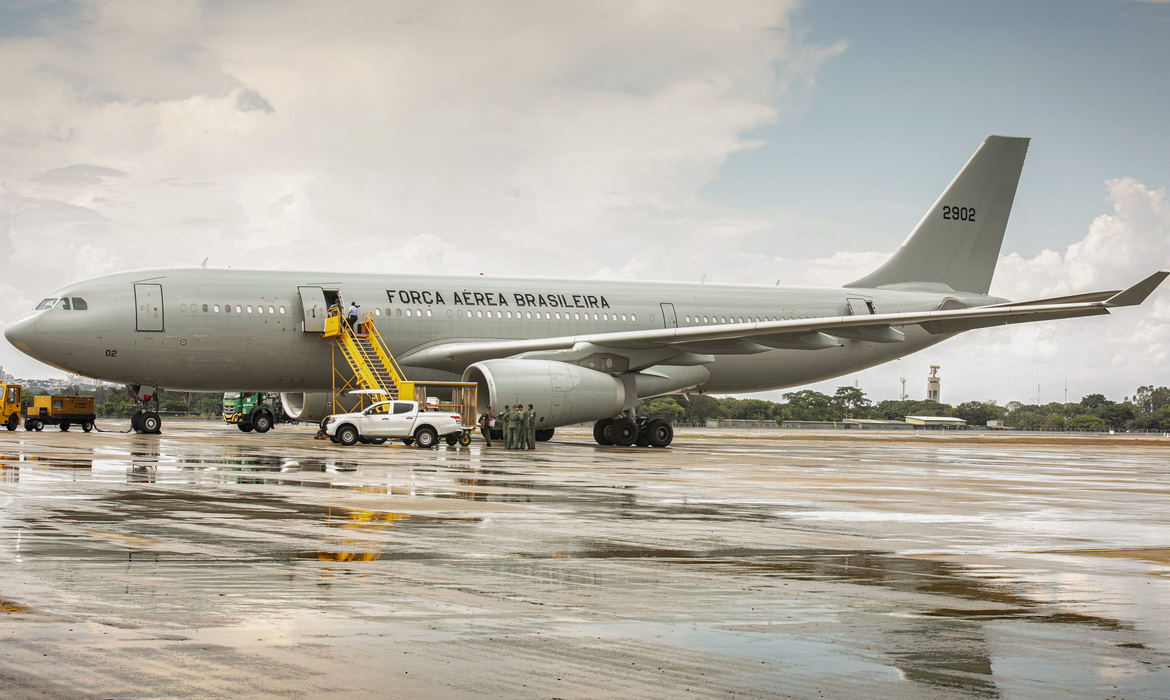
[320,308,478,444]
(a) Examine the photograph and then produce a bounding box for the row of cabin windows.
[372,308,636,322]
[684,314,782,324]
[178,303,287,315]
[36,297,88,311]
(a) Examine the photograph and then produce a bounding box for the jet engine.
[462,359,625,430]
[280,392,362,423]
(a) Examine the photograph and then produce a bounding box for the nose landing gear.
[129,385,162,435]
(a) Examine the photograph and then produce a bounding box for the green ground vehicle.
[222,392,289,433]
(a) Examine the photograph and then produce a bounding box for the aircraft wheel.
[535,429,554,442]
[337,425,359,446]
[253,412,273,434]
[414,427,438,449]
[59,422,70,432]
[131,412,142,432]
[33,419,44,432]
[458,432,472,447]
[593,418,614,445]
[6,414,18,431]
[140,412,161,434]
[82,421,94,433]
[646,419,673,448]
[445,434,459,446]
[609,417,638,447]
[238,423,254,432]
[369,437,387,445]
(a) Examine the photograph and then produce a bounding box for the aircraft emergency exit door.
[660,303,677,328]
[298,286,326,333]
[134,283,164,332]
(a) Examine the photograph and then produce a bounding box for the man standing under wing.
[506,403,523,450]
[478,406,494,447]
[517,402,530,451]
[526,404,537,450]
[500,405,511,448]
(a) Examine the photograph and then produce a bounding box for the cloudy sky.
[2,0,1168,405]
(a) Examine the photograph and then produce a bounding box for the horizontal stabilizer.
[1104,270,1169,307]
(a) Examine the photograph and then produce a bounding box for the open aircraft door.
[298,286,327,333]
[134,283,164,332]
[660,303,677,328]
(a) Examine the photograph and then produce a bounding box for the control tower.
[926,365,941,402]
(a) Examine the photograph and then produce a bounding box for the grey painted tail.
[846,135,1030,294]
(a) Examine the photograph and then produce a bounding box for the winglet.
[1104,271,1170,307]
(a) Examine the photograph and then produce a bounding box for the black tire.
[535,429,554,442]
[82,421,94,433]
[370,437,388,445]
[445,434,459,446]
[238,423,254,432]
[33,419,44,432]
[609,417,638,446]
[329,436,339,444]
[253,412,273,434]
[401,438,414,446]
[458,432,472,447]
[414,426,438,449]
[646,419,674,448]
[337,425,359,446]
[131,412,142,432]
[358,437,372,444]
[59,422,70,432]
[6,414,17,431]
[593,419,614,445]
[140,412,161,434]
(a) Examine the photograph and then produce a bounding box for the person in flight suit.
[347,301,360,330]
[478,406,494,447]
[526,403,537,449]
[506,403,523,449]
[500,405,512,448]
[517,402,530,450]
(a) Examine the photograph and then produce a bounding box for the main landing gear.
[593,413,673,448]
[128,385,162,435]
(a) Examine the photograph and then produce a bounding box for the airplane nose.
[4,314,36,353]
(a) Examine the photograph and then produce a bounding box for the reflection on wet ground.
[0,423,1168,699]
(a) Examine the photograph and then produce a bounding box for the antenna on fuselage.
[200,257,208,268]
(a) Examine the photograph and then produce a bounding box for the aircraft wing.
[398,271,1168,368]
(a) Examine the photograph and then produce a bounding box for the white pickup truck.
[323,400,464,448]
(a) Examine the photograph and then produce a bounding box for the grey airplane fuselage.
[5,268,995,395]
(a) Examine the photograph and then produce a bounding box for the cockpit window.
[5,387,17,403]
[55,298,71,310]
[72,298,88,310]
[35,298,57,310]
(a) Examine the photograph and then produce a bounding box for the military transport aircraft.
[5,136,1166,446]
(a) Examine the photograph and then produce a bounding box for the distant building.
[904,415,966,429]
[927,365,941,402]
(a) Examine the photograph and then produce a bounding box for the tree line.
[11,382,1170,431]
[639,384,1170,432]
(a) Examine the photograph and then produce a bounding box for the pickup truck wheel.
[401,438,414,446]
[358,437,371,445]
[253,412,273,433]
[369,437,387,445]
[6,414,18,431]
[414,427,438,449]
[445,434,458,446]
[337,425,359,446]
[458,432,471,447]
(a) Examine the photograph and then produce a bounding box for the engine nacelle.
[462,360,625,430]
[280,392,362,423]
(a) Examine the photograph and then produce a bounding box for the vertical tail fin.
[846,135,1029,294]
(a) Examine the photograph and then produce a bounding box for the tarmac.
[0,421,1168,699]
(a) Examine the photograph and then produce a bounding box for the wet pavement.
[0,422,1168,699]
